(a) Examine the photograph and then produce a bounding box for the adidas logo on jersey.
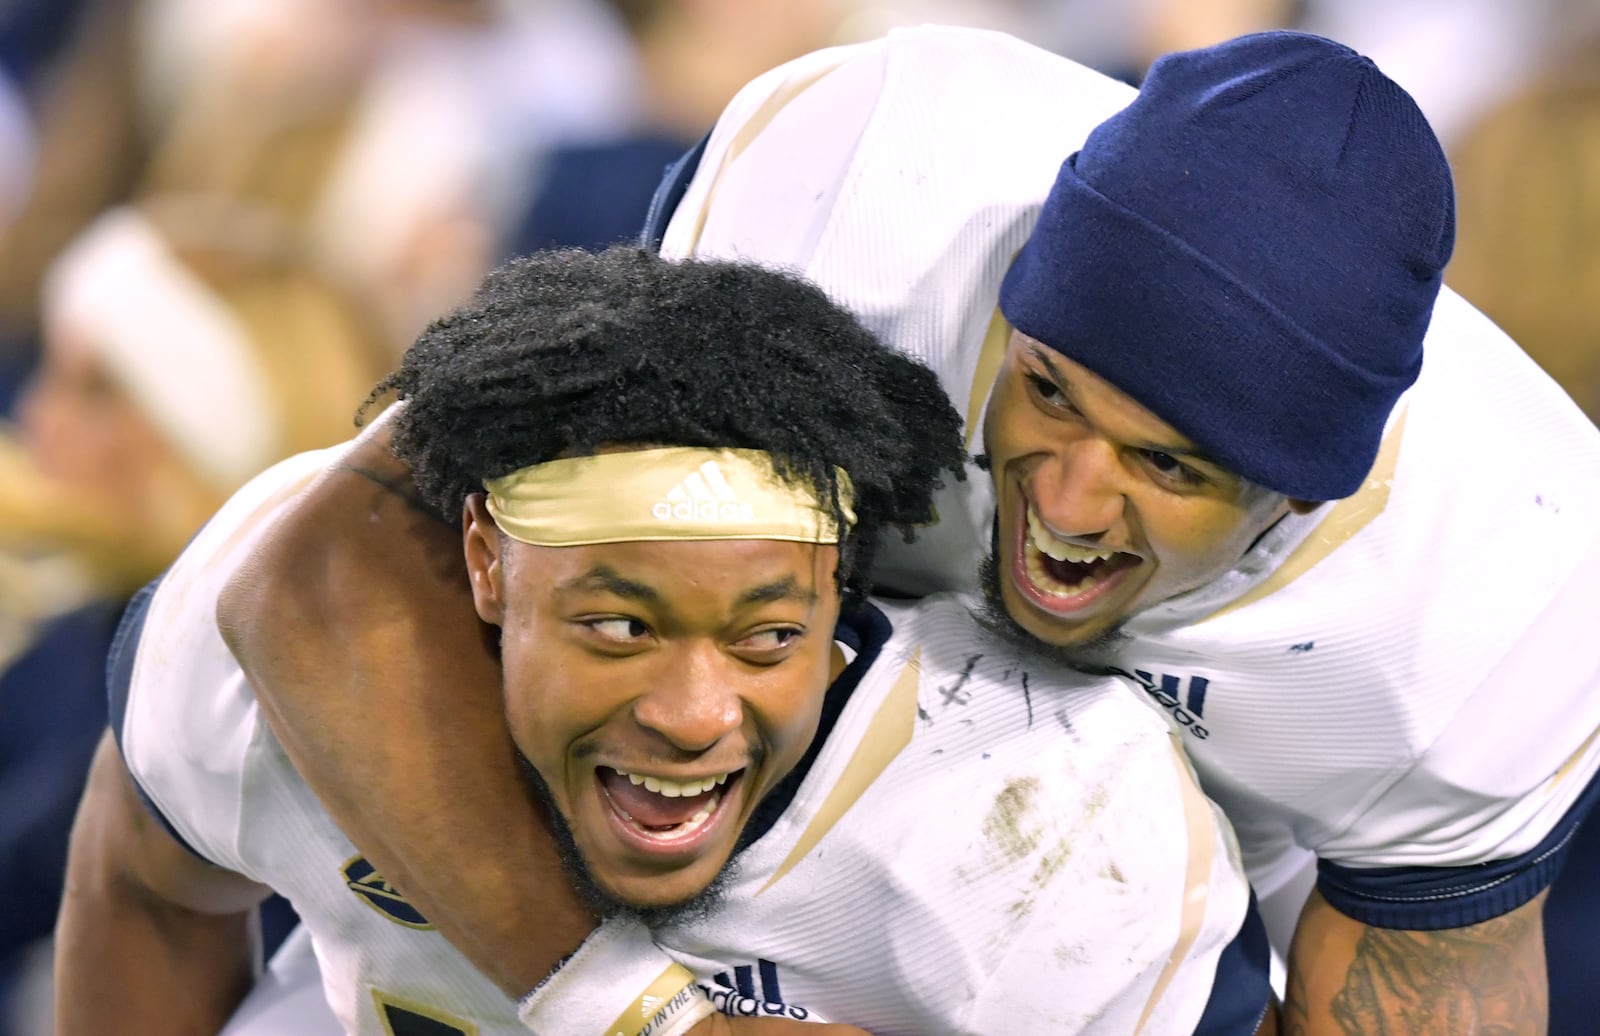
[704,959,811,1021]
[1111,667,1212,741]
[652,461,755,522]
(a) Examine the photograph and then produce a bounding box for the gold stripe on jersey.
[1199,407,1409,624]
[965,308,1012,448]
[758,649,924,894]
[677,58,853,256]
[1548,725,1600,791]
[1133,735,1219,1035]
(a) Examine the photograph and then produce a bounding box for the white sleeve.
[119,450,334,875]
[662,25,1136,396]
[1308,552,1600,928]
[658,37,880,269]
[1316,529,1600,870]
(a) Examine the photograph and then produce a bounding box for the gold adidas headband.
[484,447,856,547]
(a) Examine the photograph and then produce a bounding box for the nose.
[631,643,744,753]
[1031,437,1126,537]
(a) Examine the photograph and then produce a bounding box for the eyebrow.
[1023,345,1227,469]
[738,576,818,607]
[556,566,660,603]
[555,566,818,607]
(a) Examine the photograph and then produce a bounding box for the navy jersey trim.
[738,602,892,849]
[106,576,213,863]
[1317,765,1600,930]
[638,134,708,253]
[1193,892,1272,1036]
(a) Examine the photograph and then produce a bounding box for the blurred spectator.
[0,196,391,1036]
[0,0,88,240]
[1008,0,1565,135]
[1298,0,1553,147]
[0,0,90,89]
[509,0,856,255]
[997,0,1297,83]
[0,73,31,238]
[0,0,541,392]
[1449,26,1600,424]
[278,0,532,347]
[1,12,507,1031]
[1135,0,1297,68]
[15,200,389,581]
[0,0,140,376]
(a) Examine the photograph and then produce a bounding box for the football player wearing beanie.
[217,26,1600,1036]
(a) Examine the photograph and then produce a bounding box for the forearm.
[219,412,595,995]
[1284,888,1548,1035]
[55,733,261,1035]
[257,619,590,997]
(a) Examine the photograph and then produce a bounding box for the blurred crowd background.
[1,1,1596,1033]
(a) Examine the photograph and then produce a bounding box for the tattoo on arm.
[1317,909,1546,1035]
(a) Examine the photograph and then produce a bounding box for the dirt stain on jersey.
[1002,833,1077,924]
[1032,837,1075,888]
[984,775,1043,861]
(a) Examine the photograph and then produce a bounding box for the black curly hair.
[369,246,966,601]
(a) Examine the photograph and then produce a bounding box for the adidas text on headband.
[484,448,856,547]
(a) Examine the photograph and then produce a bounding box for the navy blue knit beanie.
[998,32,1455,501]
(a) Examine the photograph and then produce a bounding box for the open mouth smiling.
[1013,501,1141,614]
[597,766,746,854]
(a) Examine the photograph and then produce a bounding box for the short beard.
[516,754,738,930]
[975,548,1130,674]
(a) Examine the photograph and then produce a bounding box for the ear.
[1287,498,1323,515]
[462,493,506,625]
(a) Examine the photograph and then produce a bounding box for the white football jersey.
[529,594,1256,1035]
[119,448,1259,1034]
[660,24,1600,899]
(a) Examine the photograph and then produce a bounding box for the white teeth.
[1026,507,1116,564]
[613,769,732,798]
[682,794,718,833]
[1025,544,1093,597]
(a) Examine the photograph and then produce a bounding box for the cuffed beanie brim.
[999,32,1454,501]
[1001,155,1419,501]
